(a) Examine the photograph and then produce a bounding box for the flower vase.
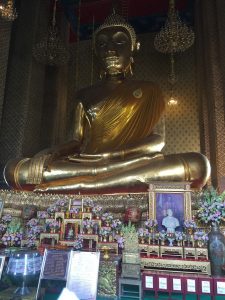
[103,236,107,242]
[208,223,225,276]
[50,228,55,234]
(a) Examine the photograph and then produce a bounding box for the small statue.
[162,209,180,234]
[67,226,74,240]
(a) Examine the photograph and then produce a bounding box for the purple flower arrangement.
[101,212,114,225]
[144,219,158,229]
[27,218,39,227]
[70,207,80,214]
[82,219,93,229]
[83,198,94,208]
[56,199,67,208]
[0,223,7,233]
[2,232,23,246]
[2,214,12,223]
[137,227,149,237]
[38,211,49,219]
[73,235,83,250]
[111,219,122,230]
[183,219,197,229]
[92,205,103,217]
[197,187,225,225]
[194,231,209,242]
[116,236,125,249]
[48,220,60,230]
[47,205,58,215]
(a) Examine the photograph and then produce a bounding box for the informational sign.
[201,280,211,294]
[158,277,167,290]
[66,251,100,300]
[41,249,70,280]
[0,256,5,280]
[173,278,182,291]
[187,279,196,292]
[217,281,225,294]
[36,249,70,300]
[145,276,153,289]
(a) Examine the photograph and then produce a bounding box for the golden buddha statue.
[4,13,210,193]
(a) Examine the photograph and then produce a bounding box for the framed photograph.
[148,182,192,232]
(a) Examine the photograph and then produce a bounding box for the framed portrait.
[148,182,192,232]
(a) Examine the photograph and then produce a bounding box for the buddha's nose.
[106,49,116,56]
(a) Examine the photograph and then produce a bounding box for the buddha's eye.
[113,32,129,46]
[97,34,108,48]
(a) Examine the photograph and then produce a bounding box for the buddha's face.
[95,26,132,75]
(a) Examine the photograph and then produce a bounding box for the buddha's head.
[94,13,140,76]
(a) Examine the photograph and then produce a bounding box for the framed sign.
[148,182,192,231]
[36,249,70,300]
[66,251,100,300]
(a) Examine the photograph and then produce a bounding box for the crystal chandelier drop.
[154,0,195,105]
[33,0,69,66]
[0,0,18,21]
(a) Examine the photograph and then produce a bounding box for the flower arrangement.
[55,199,67,210]
[26,225,43,247]
[2,232,23,247]
[27,218,39,227]
[47,220,60,231]
[137,227,149,237]
[38,211,49,219]
[99,227,111,236]
[197,187,225,225]
[82,219,93,229]
[183,219,197,229]
[116,236,125,249]
[70,207,80,214]
[175,231,184,241]
[83,198,94,208]
[92,205,103,217]
[111,219,122,231]
[2,214,12,224]
[73,235,83,250]
[0,223,7,233]
[47,205,58,215]
[101,212,114,225]
[144,219,158,229]
[194,231,209,242]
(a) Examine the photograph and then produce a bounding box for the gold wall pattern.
[67,32,200,156]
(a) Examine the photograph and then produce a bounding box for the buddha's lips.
[104,56,119,64]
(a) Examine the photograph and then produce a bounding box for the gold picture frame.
[148,182,192,231]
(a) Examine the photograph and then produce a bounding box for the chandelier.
[33,0,69,66]
[0,0,18,21]
[154,0,195,105]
